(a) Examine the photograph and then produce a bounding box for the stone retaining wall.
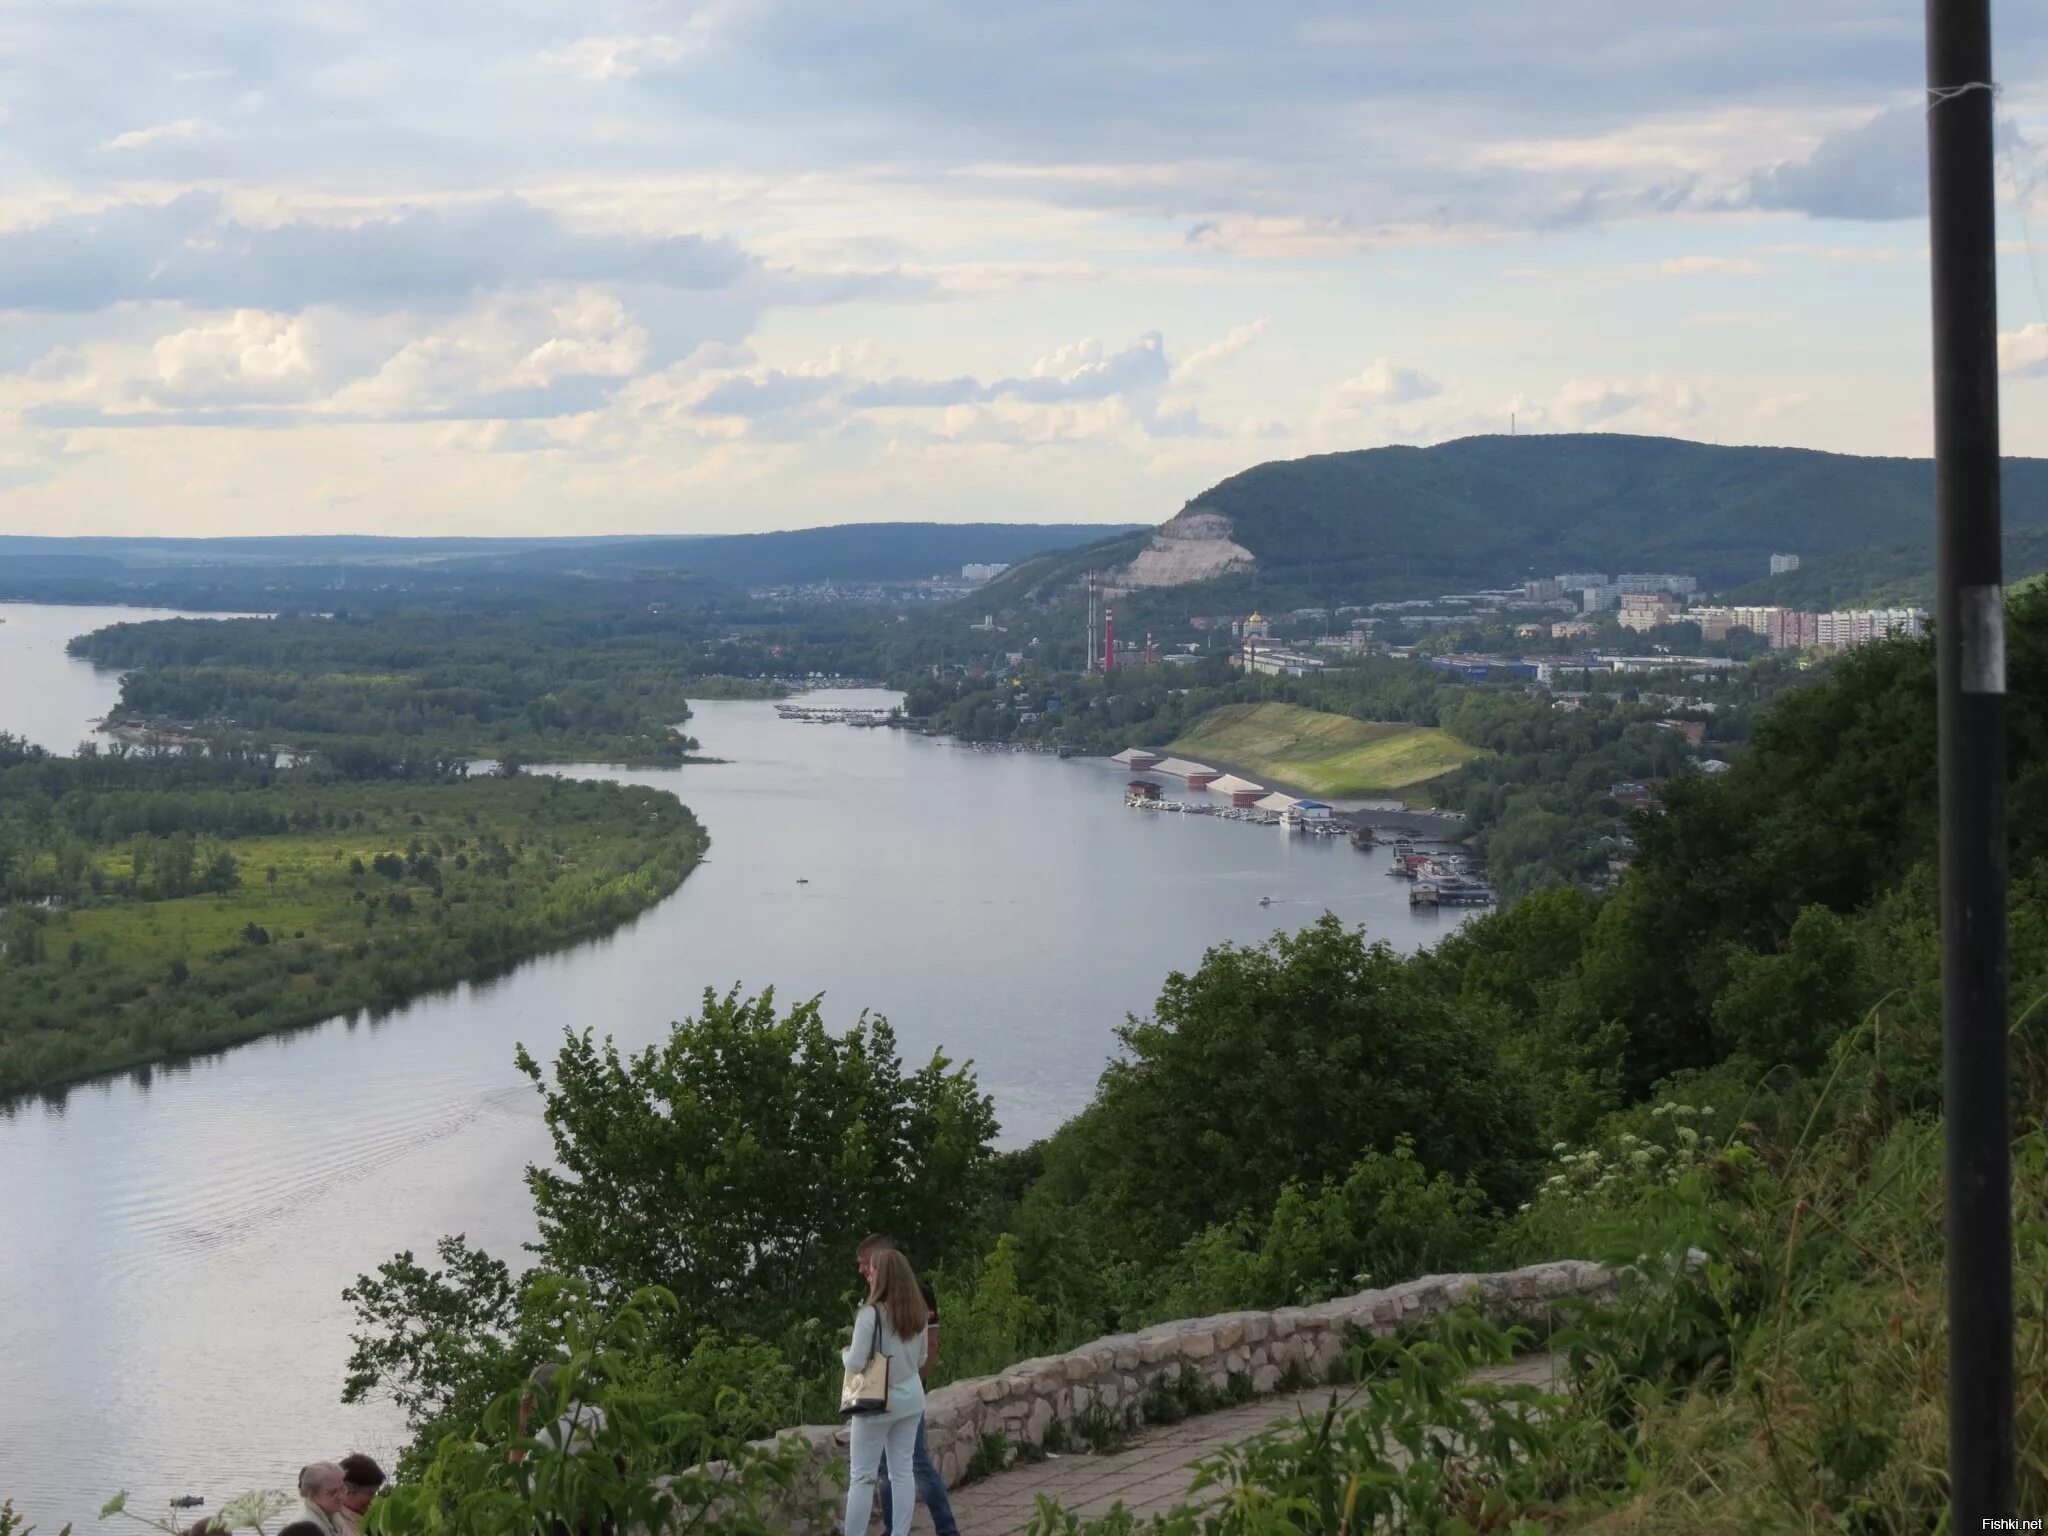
[748,1259,1620,1530]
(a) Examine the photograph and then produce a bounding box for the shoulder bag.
[839,1307,891,1416]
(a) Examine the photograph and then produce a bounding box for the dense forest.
[296,591,2048,1530]
[0,739,706,1097]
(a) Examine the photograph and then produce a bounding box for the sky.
[0,1,2045,537]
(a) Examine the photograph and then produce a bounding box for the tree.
[516,987,998,1341]
[1054,915,1538,1268]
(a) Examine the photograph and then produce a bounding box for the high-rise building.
[1555,572,1607,590]
[1617,573,1699,596]
[1817,608,1927,648]
[1769,553,1801,576]
[961,562,1011,583]
[1521,578,1564,603]
[1618,593,1679,631]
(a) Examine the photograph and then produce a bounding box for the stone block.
[1026,1398,1054,1445]
[1137,1328,1183,1365]
[1252,1364,1280,1395]
[1178,1329,1218,1359]
[1270,1307,1307,1339]
[1062,1353,1095,1382]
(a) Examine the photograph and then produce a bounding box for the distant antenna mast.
[1084,570,1100,673]
[1511,411,1517,436]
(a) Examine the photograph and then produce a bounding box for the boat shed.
[1111,747,1163,771]
[1253,792,1299,814]
[1151,757,1221,789]
[1208,773,1267,806]
[1285,798,1335,824]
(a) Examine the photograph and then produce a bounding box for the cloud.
[540,36,689,83]
[692,368,841,417]
[0,195,752,313]
[1552,374,1706,429]
[1748,106,1927,221]
[1753,392,1811,418]
[1170,319,1270,384]
[2001,324,2048,379]
[1337,358,1442,406]
[844,376,985,408]
[153,310,321,397]
[1658,256,1765,276]
[99,119,206,152]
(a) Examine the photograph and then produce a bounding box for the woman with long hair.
[841,1247,928,1536]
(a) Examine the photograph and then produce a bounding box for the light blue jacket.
[843,1304,927,1418]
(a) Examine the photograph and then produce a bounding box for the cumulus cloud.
[540,35,689,83]
[2002,324,2048,380]
[1337,358,1443,406]
[1748,106,1927,220]
[1552,374,1706,429]
[1170,319,1269,384]
[0,195,751,313]
[99,118,206,152]
[153,310,321,396]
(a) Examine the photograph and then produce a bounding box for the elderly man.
[294,1464,349,1536]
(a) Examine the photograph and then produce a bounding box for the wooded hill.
[982,434,2048,611]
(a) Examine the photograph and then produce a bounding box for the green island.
[68,610,744,767]
[1166,700,1479,802]
[0,741,706,1098]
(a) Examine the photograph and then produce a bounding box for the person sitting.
[294,1464,348,1536]
[334,1452,386,1536]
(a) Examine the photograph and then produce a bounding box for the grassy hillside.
[980,435,2048,612]
[1169,701,1479,801]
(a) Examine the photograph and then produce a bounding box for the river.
[0,602,1477,1526]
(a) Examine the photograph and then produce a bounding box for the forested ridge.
[980,433,2048,611]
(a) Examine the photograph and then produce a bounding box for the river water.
[0,602,1475,1526]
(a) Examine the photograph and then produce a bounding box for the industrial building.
[1208,773,1267,807]
[1149,757,1220,789]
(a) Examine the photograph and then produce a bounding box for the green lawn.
[1169,702,1479,802]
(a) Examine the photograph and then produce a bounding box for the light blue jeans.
[844,1407,919,1536]
[879,1414,959,1536]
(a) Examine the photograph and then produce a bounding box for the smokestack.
[1104,606,1116,672]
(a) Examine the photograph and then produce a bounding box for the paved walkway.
[907,1353,1559,1536]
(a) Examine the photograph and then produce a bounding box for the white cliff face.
[1118,510,1255,589]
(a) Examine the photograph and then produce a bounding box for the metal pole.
[1925,0,2013,1524]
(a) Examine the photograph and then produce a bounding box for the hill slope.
[989,435,2048,610]
[1169,702,1479,802]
